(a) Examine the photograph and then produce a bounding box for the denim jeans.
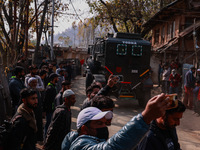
[169,86,179,94]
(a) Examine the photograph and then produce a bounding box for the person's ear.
[80,125,89,135]
[22,98,26,103]
[64,97,67,103]
[161,115,166,123]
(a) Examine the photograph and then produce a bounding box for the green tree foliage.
[86,0,161,34]
[77,18,98,47]
[86,0,176,35]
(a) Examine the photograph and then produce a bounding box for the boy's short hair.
[20,88,37,99]
[91,95,115,110]
[166,100,186,115]
[39,70,47,76]
[14,66,24,75]
[62,80,71,86]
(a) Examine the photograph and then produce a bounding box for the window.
[161,26,165,43]
[172,21,175,38]
[154,29,160,44]
[167,21,175,40]
[116,44,127,55]
[132,45,142,56]
[168,23,172,40]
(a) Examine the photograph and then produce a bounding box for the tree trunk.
[34,0,49,65]
[124,20,129,33]
[99,0,119,32]
[0,63,12,124]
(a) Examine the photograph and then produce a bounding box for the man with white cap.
[27,77,38,89]
[27,77,44,142]
[62,93,170,150]
[44,89,76,150]
[25,65,44,91]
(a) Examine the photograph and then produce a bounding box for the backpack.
[0,114,22,150]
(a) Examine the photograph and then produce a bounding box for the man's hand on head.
[107,74,118,87]
[142,93,170,124]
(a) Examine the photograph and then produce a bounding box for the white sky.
[54,0,91,34]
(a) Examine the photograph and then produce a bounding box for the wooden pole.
[193,18,198,71]
[25,0,29,58]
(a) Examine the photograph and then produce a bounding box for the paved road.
[70,76,200,150]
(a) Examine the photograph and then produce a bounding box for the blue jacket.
[185,70,195,88]
[62,114,149,150]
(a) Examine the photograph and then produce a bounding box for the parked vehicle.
[85,32,153,107]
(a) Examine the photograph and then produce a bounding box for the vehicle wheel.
[138,89,151,108]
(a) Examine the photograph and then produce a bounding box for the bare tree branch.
[99,0,118,32]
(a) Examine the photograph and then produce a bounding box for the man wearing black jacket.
[81,74,118,110]
[9,66,26,114]
[137,100,186,150]
[54,80,71,107]
[43,73,58,136]
[7,88,38,150]
[44,89,76,150]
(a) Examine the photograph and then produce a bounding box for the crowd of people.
[158,59,182,95]
[0,57,190,150]
[158,59,200,113]
[3,58,75,149]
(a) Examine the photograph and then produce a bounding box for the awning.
[154,21,200,53]
[153,37,178,53]
[179,21,200,37]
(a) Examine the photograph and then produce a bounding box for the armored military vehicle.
[86,32,153,107]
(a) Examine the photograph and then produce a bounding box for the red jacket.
[169,73,181,87]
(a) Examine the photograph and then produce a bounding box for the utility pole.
[35,0,39,41]
[193,18,198,71]
[50,0,55,60]
[74,29,75,48]
[25,0,29,58]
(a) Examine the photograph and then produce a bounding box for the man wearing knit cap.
[27,77,37,89]
[44,89,76,150]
